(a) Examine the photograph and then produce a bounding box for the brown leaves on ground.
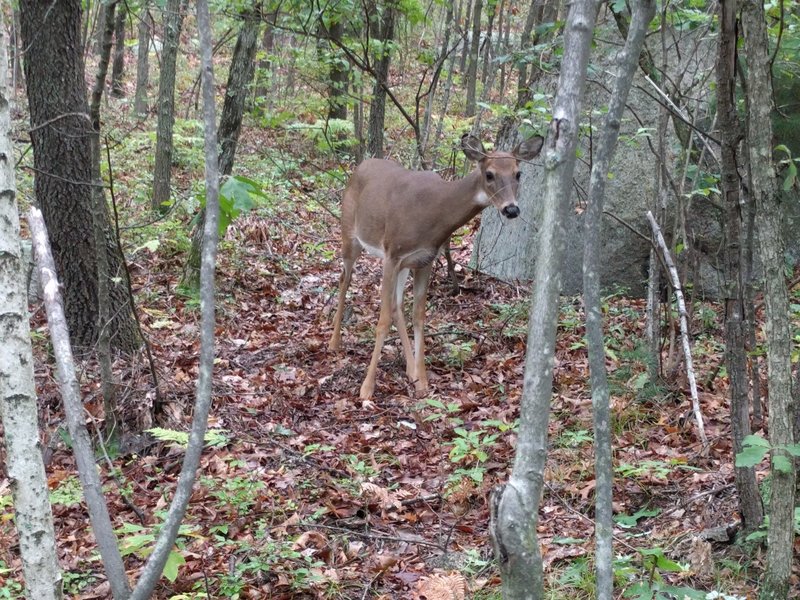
[0,128,782,598]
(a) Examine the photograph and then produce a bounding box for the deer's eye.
[486,171,495,181]
[515,171,522,181]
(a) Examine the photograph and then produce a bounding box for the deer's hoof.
[359,381,374,400]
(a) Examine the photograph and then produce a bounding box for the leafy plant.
[147,427,229,448]
[0,561,23,599]
[555,428,593,448]
[117,521,198,583]
[620,548,704,599]
[288,118,356,154]
[444,340,476,368]
[62,570,97,595]
[447,427,499,465]
[197,175,269,237]
[203,475,266,518]
[49,475,84,507]
[416,397,462,424]
[614,507,660,529]
[616,459,696,481]
[736,434,800,474]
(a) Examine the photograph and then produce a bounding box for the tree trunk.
[583,5,655,598]
[0,22,63,600]
[459,0,472,74]
[421,2,454,160]
[489,2,599,597]
[182,7,261,290]
[20,0,139,352]
[111,2,126,97]
[134,3,151,115]
[517,0,539,107]
[254,10,278,102]
[716,0,763,533]
[151,0,186,212]
[497,0,511,97]
[741,2,796,598]
[325,19,349,121]
[464,0,483,116]
[129,0,220,594]
[366,3,395,158]
[480,0,495,89]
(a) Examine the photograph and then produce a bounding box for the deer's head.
[461,133,544,219]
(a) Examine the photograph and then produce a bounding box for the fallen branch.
[28,207,132,599]
[646,211,708,447]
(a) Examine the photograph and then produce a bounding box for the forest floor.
[2,123,798,599]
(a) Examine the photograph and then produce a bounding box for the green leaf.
[736,434,770,467]
[615,507,660,528]
[735,444,769,467]
[134,239,160,254]
[162,549,186,582]
[783,160,797,191]
[639,547,685,572]
[786,444,800,457]
[773,454,793,474]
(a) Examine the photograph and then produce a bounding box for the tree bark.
[716,0,763,533]
[489,2,599,597]
[182,6,261,290]
[19,0,139,352]
[151,0,186,212]
[129,0,220,594]
[0,22,63,600]
[134,3,151,116]
[254,9,278,103]
[480,0,495,89]
[324,19,349,121]
[111,2,126,97]
[741,2,796,598]
[583,4,655,597]
[366,2,396,157]
[464,0,483,116]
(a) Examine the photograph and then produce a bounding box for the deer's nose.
[502,205,520,219]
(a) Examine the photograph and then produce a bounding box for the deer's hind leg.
[392,268,416,381]
[329,235,362,352]
[410,264,433,395]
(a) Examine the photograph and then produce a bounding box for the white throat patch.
[474,190,490,206]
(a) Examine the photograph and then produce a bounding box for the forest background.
[0,0,799,599]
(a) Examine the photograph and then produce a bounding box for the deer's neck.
[431,170,487,237]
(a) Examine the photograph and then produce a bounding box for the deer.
[328,133,544,400]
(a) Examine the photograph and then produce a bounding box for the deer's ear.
[461,134,486,161]
[513,135,544,161]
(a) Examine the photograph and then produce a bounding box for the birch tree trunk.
[741,2,796,598]
[0,21,63,600]
[489,2,600,596]
[583,3,655,598]
[29,208,132,600]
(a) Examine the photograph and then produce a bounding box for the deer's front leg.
[360,263,398,400]
[411,265,433,396]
